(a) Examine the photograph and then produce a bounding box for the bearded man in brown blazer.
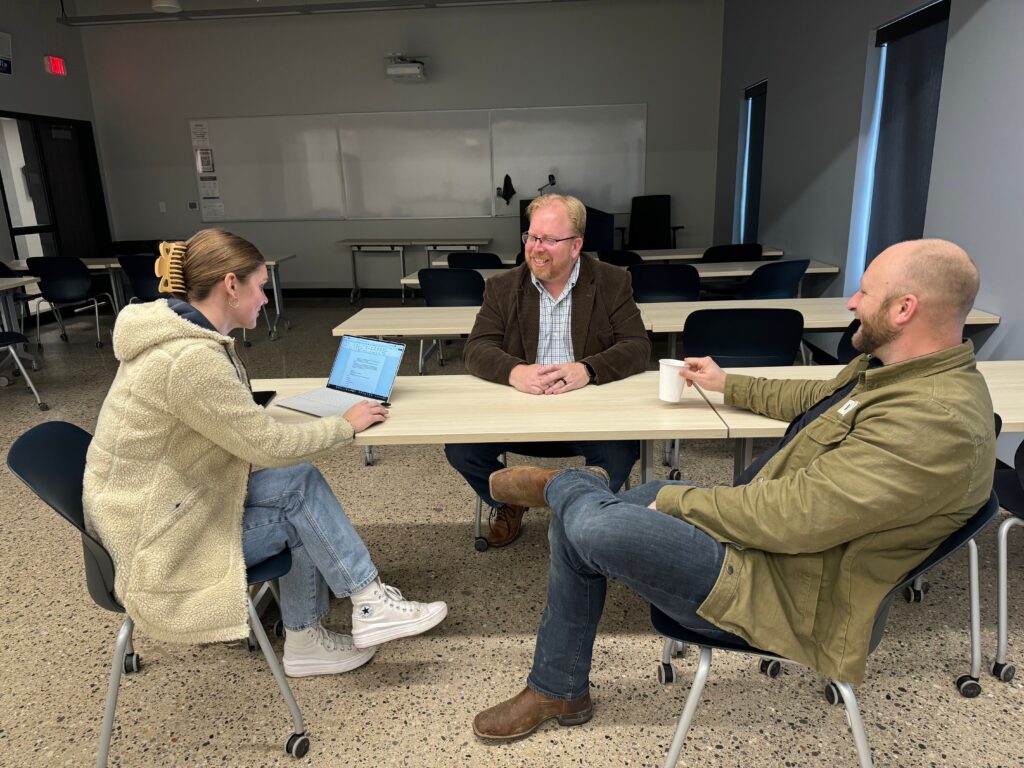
[444,194,651,548]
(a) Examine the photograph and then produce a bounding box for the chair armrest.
[670,225,686,247]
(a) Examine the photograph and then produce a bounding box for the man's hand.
[343,400,389,433]
[681,356,726,393]
[509,363,566,395]
[543,362,590,394]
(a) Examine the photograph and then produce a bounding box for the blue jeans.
[527,471,742,701]
[444,440,640,507]
[241,464,378,631]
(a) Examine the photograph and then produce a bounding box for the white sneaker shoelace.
[378,583,425,613]
[306,624,355,651]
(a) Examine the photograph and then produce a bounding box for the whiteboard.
[491,104,646,216]
[191,104,646,221]
[200,115,345,221]
[338,110,492,219]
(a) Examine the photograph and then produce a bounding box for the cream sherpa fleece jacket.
[83,300,354,644]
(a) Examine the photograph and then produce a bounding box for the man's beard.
[852,310,898,354]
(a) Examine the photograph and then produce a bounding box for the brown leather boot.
[485,504,527,548]
[473,686,593,741]
[489,466,611,508]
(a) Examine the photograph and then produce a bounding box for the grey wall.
[0,0,96,262]
[715,0,1023,458]
[713,0,923,285]
[74,0,723,289]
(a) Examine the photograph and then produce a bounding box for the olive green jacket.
[655,342,995,683]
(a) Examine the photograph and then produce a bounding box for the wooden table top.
[638,297,1000,333]
[332,305,654,337]
[705,360,1024,436]
[255,371,726,444]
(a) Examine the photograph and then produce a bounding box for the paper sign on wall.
[201,200,224,219]
[190,120,210,148]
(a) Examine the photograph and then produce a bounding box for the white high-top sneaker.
[351,582,448,649]
[282,624,377,678]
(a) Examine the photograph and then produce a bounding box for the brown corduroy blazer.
[463,254,650,385]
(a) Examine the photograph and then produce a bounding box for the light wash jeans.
[527,471,742,701]
[241,464,378,630]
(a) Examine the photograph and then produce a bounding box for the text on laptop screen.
[328,336,403,400]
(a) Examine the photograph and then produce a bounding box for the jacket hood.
[112,299,231,363]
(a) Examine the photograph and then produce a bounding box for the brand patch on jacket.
[837,399,860,417]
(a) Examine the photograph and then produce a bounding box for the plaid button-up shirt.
[531,257,582,365]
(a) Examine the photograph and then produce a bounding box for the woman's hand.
[343,400,389,433]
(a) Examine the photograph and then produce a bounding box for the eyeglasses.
[522,232,579,248]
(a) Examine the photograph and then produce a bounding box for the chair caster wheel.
[956,674,981,698]
[244,340,253,348]
[286,732,310,758]
[903,583,929,603]
[474,537,489,552]
[38,402,49,411]
[759,659,781,678]
[0,376,8,387]
[123,653,142,673]
[824,682,844,705]
[11,368,20,377]
[96,341,104,348]
[991,662,1016,682]
[273,619,285,639]
[668,469,682,481]
[245,633,258,652]
[60,333,68,342]
[284,320,293,330]
[671,640,687,657]
[657,662,676,684]
[31,360,40,371]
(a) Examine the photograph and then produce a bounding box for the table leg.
[668,332,678,358]
[268,263,288,339]
[108,268,124,313]
[349,247,360,304]
[641,440,653,483]
[733,438,753,482]
[399,246,407,304]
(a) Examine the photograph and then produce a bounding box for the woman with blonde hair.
[84,229,446,677]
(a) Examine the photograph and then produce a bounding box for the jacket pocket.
[136,486,203,551]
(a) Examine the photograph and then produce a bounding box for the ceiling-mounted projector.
[386,55,426,82]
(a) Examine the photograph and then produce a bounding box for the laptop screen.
[327,336,405,401]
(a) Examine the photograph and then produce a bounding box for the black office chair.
[515,251,525,266]
[117,254,165,303]
[617,195,685,250]
[447,252,504,269]
[597,250,643,267]
[805,319,861,366]
[5,422,310,766]
[739,259,810,299]
[0,259,34,333]
[991,435,1024,683]
[627,263,700,303]
[0,332,47,410]
[651,490,999,768]
[701,243,763,263]
[667,308,804,477]
[681,308,804,368]
[416,268,485,373]
[25,256,115,349]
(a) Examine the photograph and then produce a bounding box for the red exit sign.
[44,56,67,76]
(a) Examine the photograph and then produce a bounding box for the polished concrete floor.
[0,298,1022,768]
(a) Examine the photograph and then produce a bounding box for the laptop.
[275,335,406,418]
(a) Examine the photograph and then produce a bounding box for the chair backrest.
[25,256,94,303]
[869,491,999,652]
[682,308,804,367]
[740,259,810,300]
[515,251,525,266]
[628,263,700,303]
[117,255,165,302]
[626,194,672,249]
[583,205,615,252]
[702,243,764,263]
[6,421,123,613]
[447,252,503,270]
[597,250,643,267]
[417,268,485,307]
[835,319,861,364]
[0,260,17,278]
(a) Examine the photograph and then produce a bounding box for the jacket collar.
[853,340,977,390]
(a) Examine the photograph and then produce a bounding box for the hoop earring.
[228,297,240,309]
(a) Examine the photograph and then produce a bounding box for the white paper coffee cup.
[659,359,688,402]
